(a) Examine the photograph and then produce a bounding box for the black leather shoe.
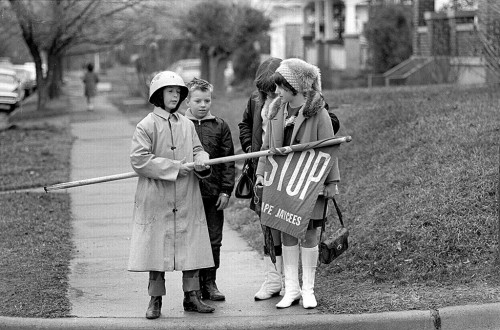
[145,296,162,319]
[183,291,215,313]
[201,281,226,301]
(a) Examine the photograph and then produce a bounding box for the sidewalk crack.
[431,309,441,330]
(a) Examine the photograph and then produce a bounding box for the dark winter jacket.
[238,90,263,167]
[186,110,235,197]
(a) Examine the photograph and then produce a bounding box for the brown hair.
[254,57,282,109]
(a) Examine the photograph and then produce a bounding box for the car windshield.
[0,74,16,84]
[183,65,199,71]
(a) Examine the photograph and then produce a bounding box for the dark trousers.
[148,270,200,296]
[200,196,224,284]
[202,196,224,269]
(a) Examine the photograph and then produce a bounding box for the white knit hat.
[275,58,321,93]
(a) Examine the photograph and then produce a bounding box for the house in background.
[264,0,371,89]
[301,0,369,75]
[265,0,492,88]
[371,0,491,86]
[265,0,305,60]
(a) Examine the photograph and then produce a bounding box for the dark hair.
[149,89,165,109]
[255,58,281,94]
[271,72,298,96]
[254,57,282,109]
[87,63,94,72]
[149,86,188,111]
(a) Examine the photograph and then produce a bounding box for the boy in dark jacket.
[185,78,235,301]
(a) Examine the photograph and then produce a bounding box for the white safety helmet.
[148,71,188,110]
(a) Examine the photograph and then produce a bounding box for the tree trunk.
[209,55,228,95]
[30,53,49,111]
[57,55,64,85]
[200,45,210,81]
[47,53,63,99]
[37,81,49,111]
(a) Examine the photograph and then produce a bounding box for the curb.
[439,302,500,330]
[0,310,434,330]
[2,303,500,330]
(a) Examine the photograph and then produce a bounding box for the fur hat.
[275,58,321,93]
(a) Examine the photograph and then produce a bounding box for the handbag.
[318,197,349,264]
[235,159,254,199]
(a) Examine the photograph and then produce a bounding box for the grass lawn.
[0,95,74,318]
[0,192,73,317]
[314,84,500,313]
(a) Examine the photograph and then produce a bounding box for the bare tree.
[179,1,270,94]
[5,0,146,110]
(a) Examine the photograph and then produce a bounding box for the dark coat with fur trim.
[256,90,340,220]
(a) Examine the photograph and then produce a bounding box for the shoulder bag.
[235,159,254,199]
[319,197,349,264]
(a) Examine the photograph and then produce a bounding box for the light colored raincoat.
[128,107,214,272]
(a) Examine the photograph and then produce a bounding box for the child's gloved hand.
[178,158,192,177]
[194,159,210,172]
[323,182,339,198]
[255,174,264,186]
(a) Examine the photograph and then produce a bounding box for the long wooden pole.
[44,136,351,192]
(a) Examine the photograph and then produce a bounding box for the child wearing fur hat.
[255,58,340,309]
[129,71,216,319]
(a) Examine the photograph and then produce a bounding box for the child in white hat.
[255,58,340,309]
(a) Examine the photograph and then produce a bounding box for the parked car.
[169,58,200,83]
[0,67,25,112]
[168,58,234,88]
[12,65,36,97]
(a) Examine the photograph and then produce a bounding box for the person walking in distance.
[82,63,99,111]
[129,71,216,319]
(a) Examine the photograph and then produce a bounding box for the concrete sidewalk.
[65,79,295,320]
[1,74,500,329]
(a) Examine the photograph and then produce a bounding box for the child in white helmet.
[128,71,216,319]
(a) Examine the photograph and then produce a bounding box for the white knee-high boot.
[301,246,319,309]
[276,244,301,308]
[254,255,283,300]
